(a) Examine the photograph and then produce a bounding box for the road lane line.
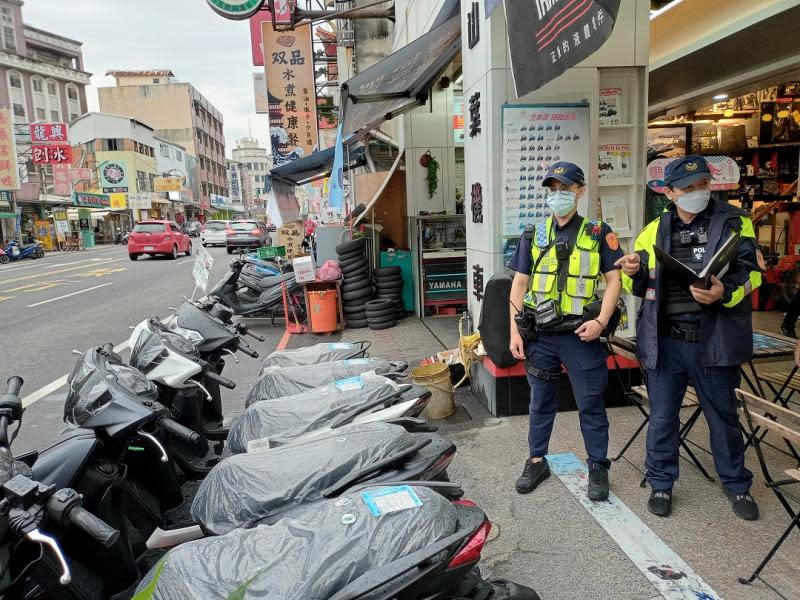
[0,251,125,273]
[176,259,193,265]
[21,317,174,408]
[0,258,123,285]
[27,282,113,307]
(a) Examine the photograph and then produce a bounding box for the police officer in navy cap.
[616,154,762,520]
[508,161,624,501]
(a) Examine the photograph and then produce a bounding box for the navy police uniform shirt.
[508,214,624,276]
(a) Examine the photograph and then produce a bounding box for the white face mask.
[675,189,710,214]
[546,189,577,217]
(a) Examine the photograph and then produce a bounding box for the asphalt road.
[0,241,286,454]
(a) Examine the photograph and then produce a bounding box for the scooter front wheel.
[0,254,8,264]
[35,247,45,258]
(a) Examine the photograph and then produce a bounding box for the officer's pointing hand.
[614,253,640,276]
[690,276,724,304]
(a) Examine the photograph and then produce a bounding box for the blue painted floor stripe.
[547,452,721,600]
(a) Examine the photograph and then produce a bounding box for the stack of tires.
[373,266,406,323]
[364,298,397,330]
[336,238,372,329]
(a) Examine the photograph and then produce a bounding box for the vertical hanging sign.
[262,21,319,166]
[0,109,19,190]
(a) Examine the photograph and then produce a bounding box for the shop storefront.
[645,1,800,313]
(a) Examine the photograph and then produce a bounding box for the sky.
[25,0,268,156]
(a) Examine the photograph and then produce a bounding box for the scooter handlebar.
[205,370,236,390]
[66,505,120,548]
[237,340,259,359]
[4,376,23,397]
[160,418,200,444]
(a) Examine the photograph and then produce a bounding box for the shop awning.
[269,146,367,186]
[340,14,461,141]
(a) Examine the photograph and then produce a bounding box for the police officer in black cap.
[617,155,762,520]
[508,161,624,501]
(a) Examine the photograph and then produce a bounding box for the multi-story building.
[69,112,167,231]
[231,137,269,214]
[98,69,227,211]
[0,0,91,239]
[155,135,204,222]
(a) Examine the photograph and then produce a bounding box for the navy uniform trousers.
[525,332,611,468]
[645,336,753,492]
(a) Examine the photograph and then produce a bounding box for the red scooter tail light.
[426,448,456,479]
[448,519,491,569]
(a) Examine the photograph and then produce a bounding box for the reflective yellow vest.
[524,216,601,316]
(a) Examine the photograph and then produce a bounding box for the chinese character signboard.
[253,72,269,114]
[32,144,72,165]
[262,21,319,166]
[505,0,621,97]
[29,122,68,143]
[206,0,265,20]
[128,193,152,210]
[193,244,214,292]
[153,176,182,192]
[53,164,71,196]
[99,161,129,193]
[210,194,230,207]
[73,191,111,208]
[250,11,271,66]
[0,109,19,190]
[109,193,127,209]
[0,190,11,208]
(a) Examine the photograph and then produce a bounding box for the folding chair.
[608,339,715,485]
[746,366,800,462]
[736,389,800,585]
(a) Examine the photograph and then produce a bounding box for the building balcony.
[0,50,90,84]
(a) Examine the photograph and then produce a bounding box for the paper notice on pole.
[600,194,630,232]
[193,244,214,291]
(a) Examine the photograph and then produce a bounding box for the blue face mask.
[546,189,577,217]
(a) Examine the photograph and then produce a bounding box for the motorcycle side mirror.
[71,350,83,357]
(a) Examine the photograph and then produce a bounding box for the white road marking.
[548,453,720,600]
[176,259,193,265]
[0,256,114,274]
[20,316,175,408]
[27,282,113,307]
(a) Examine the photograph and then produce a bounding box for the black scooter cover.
[260,342,366,370]
[193,422,418,535]
[245,358,406,406]
[136,485,457,599]
[228,372,404,452]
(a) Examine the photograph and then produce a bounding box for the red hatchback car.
[128,220,192,261]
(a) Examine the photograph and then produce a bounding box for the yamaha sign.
[206,0,265,20]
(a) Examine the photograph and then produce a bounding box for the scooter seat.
[257,273,294,290]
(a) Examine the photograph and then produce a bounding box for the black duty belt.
[660,321,701,343]
[537,316,584,335]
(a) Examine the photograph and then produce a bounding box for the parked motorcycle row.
[0,239,45,264]
[0,295,540,599]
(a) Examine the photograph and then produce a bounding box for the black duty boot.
[588,463,610,501]
[648,489,673,517]
[515,458,551,494]
[724,488,760,521]
[779,317,797,339]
